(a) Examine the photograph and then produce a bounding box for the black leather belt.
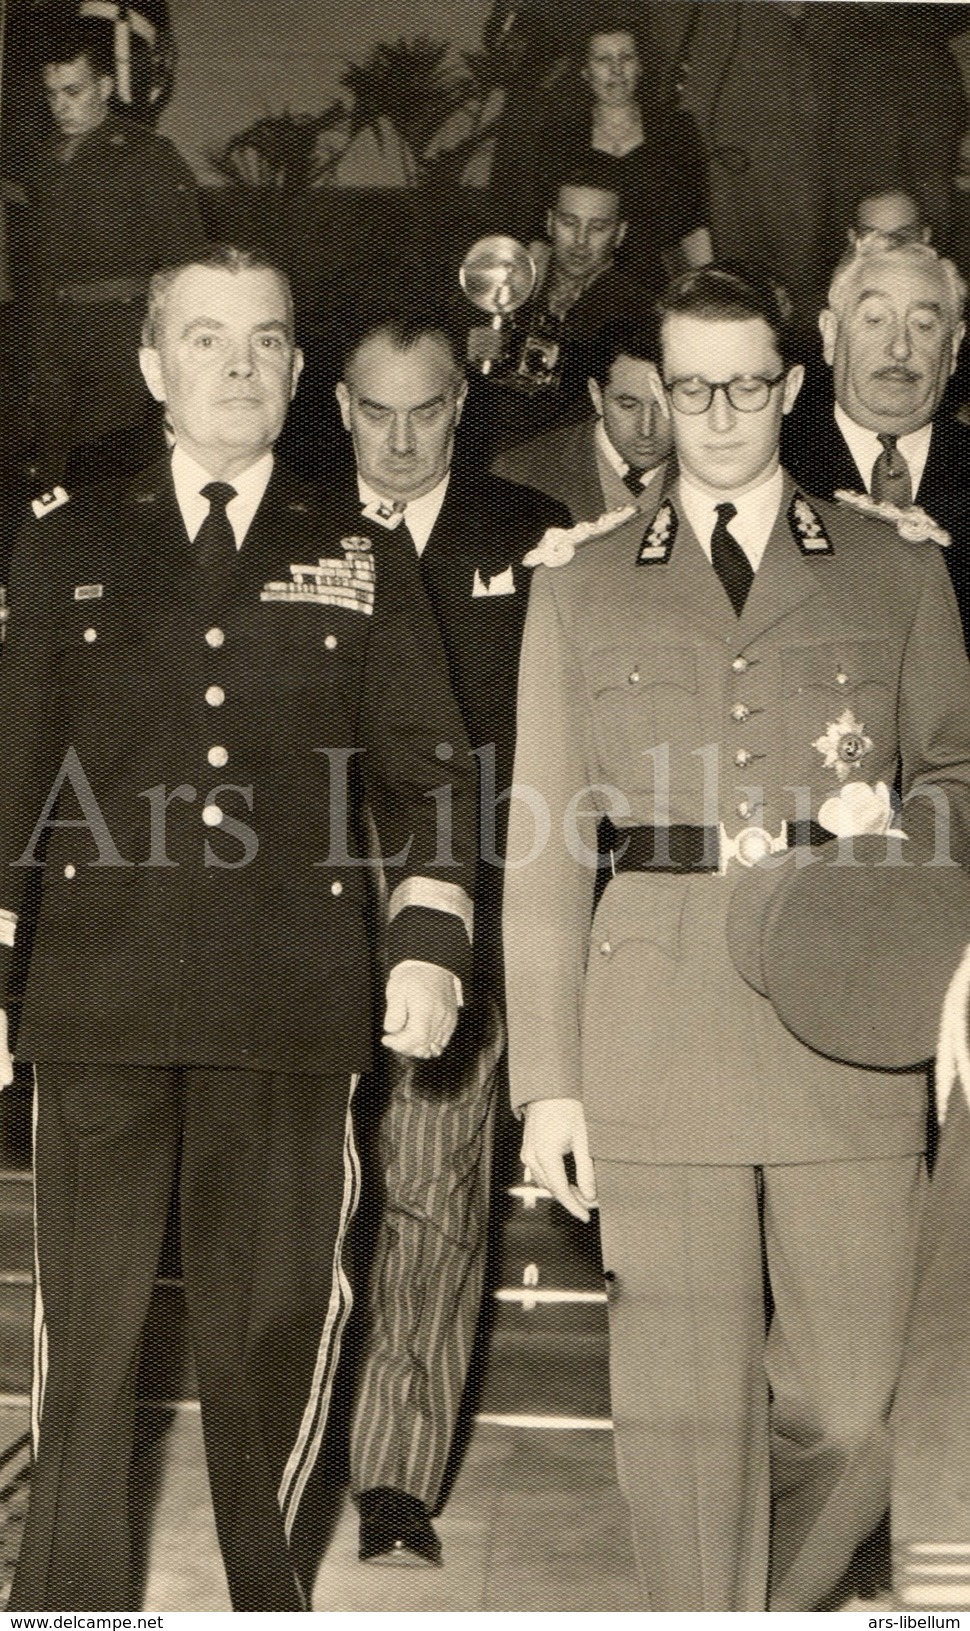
[600,819,831,877]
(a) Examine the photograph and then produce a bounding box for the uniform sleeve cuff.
[387,907,473,990]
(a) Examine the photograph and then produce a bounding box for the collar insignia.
[637,499,677,564]
[789,493,834,555]
[31,484,69,519]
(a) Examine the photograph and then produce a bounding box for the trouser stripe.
[278,1074,361,1535]
[29,1069,47,1457]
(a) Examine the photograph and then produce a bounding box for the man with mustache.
[782,238,970,642]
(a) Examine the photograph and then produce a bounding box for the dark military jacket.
[27,112,207,478]
[0,458,476,1074]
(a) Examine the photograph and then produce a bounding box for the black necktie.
[871,434,913,506]
[711,501,754,616]
[622,465,646,495]
[196,481,238,571]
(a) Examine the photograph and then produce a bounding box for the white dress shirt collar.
[357,471,451,557]
[594,416,661,492]
[833,402,933,498]
[171,444,275,549]
[678,466,784,571]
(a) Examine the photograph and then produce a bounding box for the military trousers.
[10,1061,360,1612]
[892,1087,970,1607]
[595,1154,924,1612]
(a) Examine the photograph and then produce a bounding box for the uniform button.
[734,749,752,768]
[205,627,225,649]
[737,800,752,819]
[599,940,612,956]
[205,684,225,707]
[207,745,228,768]
[325,634,337,651]
[202,804,223,827]
[628,669,640,685]
[330,879,343,896]
[731,655,748,673]
[836,669,848,686]
[730,703,750,723]
[64,863,76,879]
[83,627,97,643]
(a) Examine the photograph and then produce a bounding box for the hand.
[0,1010,13,1090]
[382,961,459,1060]
[521,1097,596,1222]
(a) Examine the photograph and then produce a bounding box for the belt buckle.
[717,819,788,875]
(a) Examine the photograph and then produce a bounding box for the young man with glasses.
[503,263,970,1612]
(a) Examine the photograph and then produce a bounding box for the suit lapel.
[576,421,613,519]
[122,456,192,587]
[830,420,869,493]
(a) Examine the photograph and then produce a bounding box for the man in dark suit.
[333,305,569,1567]
[492,316,673,521]
[504,263,970,1611]
[781,238,970,639]
[0,247,476,1611]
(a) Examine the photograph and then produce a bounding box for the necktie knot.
[196,481,238,573]
[201,481,237,516]
[871,434,913,505]
[715,501,738,526]
[622,465,646,495]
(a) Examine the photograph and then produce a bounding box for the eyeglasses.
[663,374,786,415]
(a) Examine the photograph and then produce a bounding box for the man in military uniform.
[27,17,206,487]
[333,304,569,1568]
[0,246,476,1611]
[503,264,970,1612]
[492,316,673,521]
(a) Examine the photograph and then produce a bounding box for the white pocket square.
[472,564,516,598]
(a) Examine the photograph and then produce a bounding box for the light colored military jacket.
[504,475,970,1165]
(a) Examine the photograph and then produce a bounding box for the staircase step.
[0,1281,32,1398]
[473,1298,611,1422]
[492,1186,605,1295]
[0,1175,32,1278]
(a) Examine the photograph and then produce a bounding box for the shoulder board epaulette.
[833,488,950,547]
[789,492,834,555]
[31,485,69,519]
[637,498,677,564]
[522,504,636,569]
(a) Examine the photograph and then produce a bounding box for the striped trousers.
[10,1063,360,1612]
[351,997,504,1508]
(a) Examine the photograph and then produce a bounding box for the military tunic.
[503,476,970,1611]
[0,456,476,1609]
[27,112,206,484]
